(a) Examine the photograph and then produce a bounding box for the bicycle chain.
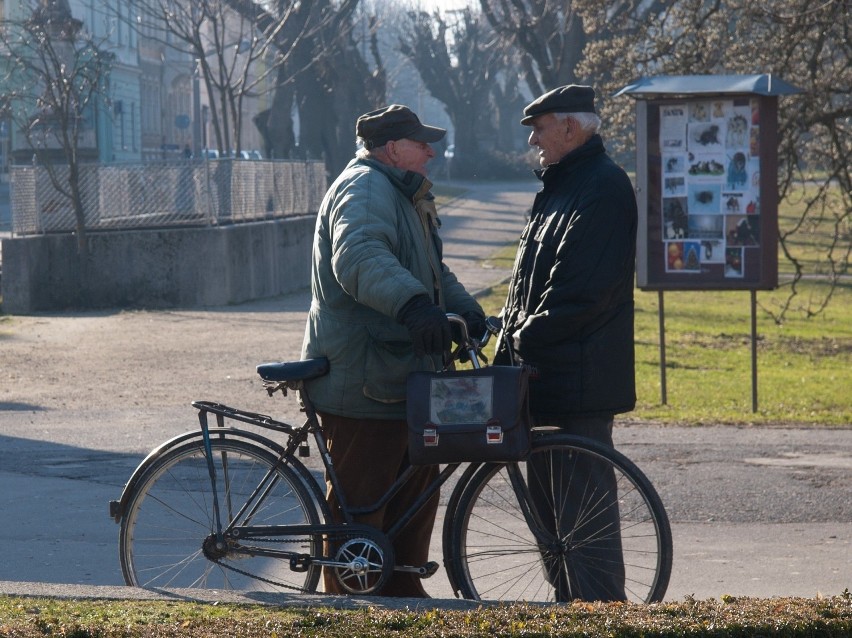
[209,531,373,592]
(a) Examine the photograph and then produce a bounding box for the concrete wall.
[1,216,316,314]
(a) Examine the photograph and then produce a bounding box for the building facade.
[0,0,267,170]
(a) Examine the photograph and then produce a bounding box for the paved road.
[0,180,849,606]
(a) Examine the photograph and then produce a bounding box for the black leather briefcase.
[406,365,531,466]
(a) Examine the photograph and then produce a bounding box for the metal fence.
[8,159,327,235]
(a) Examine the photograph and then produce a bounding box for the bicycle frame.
[189,315,522,572]
[190,333,490,575]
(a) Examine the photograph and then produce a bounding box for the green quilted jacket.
[301,157,483,419]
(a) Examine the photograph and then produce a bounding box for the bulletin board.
[634,94,779,291]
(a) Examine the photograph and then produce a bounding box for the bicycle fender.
[108,427,310,523]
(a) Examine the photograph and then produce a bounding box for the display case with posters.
[616,75,801,291]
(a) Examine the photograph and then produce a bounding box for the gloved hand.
[451,311,487,364]
[462,311,487,342]
[397,295,452,357]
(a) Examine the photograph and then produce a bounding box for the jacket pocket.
[362,324,419,403]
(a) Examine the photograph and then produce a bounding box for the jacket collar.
[355,157,432,200]
[534,133,605,183]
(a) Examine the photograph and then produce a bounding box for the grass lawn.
[1,594,850,637]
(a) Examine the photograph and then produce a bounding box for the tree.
[478,0,586,97]
[127,0,296,156]
[575,0,850,321]
[227,0,386,176]
[0,0,113,255]
[398,8,505,178]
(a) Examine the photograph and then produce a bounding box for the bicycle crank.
[395,561,440,578]
[320,536,395,595]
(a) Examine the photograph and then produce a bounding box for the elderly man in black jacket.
[495,85,638,601]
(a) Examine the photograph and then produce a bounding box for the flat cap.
[521,85,597,125]
[356,104,446,149]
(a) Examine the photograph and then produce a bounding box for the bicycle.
[110,315,672,603]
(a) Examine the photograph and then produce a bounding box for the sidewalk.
[431,179,535,294]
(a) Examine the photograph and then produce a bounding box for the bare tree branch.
[1,0,113,256]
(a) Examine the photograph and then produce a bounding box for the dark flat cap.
[521,85,597,125]
[356,104,446,149]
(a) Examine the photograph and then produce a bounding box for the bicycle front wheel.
[119,436,323,593]
[445,434,672,604]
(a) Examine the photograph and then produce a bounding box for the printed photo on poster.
[726,151,749,189]
[725,247,744,278]
[709,100,732,120]
[700,240,725,264]
[688,121,726,153]
[663,197,688,240]
[726,215,760,247]
[664,175,687,196]
[689,101,711,123]
[726,107,750,149]
[749,157,761,190]
[666,241,702,273]
[687,153,725,178]
[722,192,745,214]
[688,183,722,214]
[688,214,724,239]
[663,154,687,174]
[660,105,688,150]
[750,125,760,156]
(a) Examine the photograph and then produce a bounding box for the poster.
[659,98,760,278]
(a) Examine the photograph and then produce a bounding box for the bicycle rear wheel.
[445,434,672,604]
[119,437,323,593]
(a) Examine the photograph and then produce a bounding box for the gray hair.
[356,143,385,161]
[555,111,601,134]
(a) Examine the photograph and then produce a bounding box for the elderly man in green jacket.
[301,104,485,597]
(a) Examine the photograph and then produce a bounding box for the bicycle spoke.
[447,434,671,604]
[120,437,322,593]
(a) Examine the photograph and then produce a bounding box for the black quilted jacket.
[495,134,637,417]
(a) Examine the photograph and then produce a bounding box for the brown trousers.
[319,412,439,597]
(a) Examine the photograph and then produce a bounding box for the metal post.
[658,290,667,405]
[750,290,758,412]
[192,59,202,157]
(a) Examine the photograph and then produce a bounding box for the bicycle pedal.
[289,554,312,572]
[395,561,440,578]
[419,561,439,578]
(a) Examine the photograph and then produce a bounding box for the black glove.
[450,311,487,364]
[462,311,487,342]
[397,295,452,357]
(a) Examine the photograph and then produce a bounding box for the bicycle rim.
[447,434,672,603]
[119,438,322,593]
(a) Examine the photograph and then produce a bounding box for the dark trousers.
[528,414,626,601]
[319,412,439,597]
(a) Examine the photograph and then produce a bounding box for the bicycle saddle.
[256,357,329,382]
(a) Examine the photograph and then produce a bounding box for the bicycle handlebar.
[445,313,502,370]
